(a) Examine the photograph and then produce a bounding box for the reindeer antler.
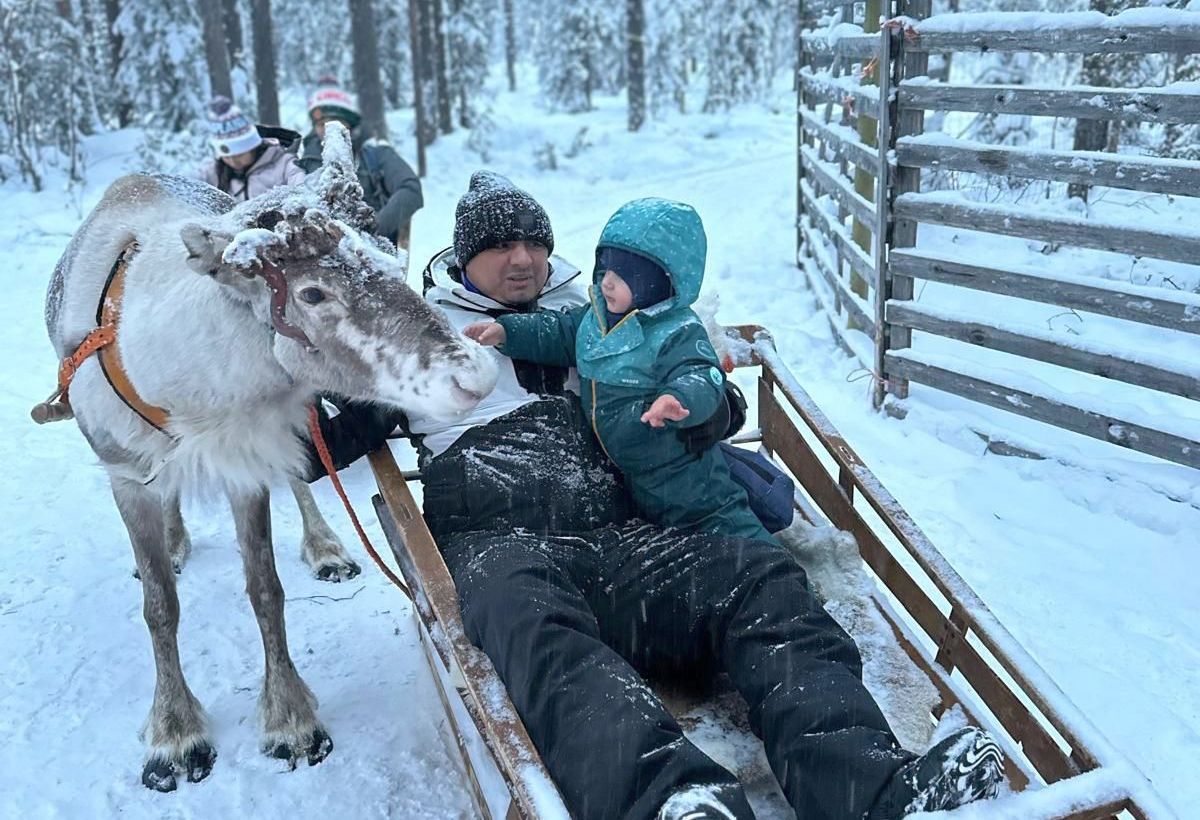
[313,122,376,234]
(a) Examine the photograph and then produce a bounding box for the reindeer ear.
[181,224,233,276]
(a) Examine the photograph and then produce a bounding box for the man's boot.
[868,727,1005,818]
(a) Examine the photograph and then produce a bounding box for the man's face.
[464,241,550,306]
[312,110,350,140]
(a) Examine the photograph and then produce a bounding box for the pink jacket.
[198,142,306,201]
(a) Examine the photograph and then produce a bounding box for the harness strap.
[33,241,172,435]
[307,405,413,599]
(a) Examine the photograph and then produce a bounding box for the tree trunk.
[199,0,233,100]
[431,0,453,134]
[348,0,388,139]
[504,0,516,91]
[103,0,132,126]
[250,0,279,124]
[409,0,429,173]
[222,0,244,68]
[626,0,646,131]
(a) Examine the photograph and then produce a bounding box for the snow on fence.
[796,3,1200,473]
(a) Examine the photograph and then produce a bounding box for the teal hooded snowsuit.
[497,198,772,542]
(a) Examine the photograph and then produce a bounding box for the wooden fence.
[796,6,1200,471]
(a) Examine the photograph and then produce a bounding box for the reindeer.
[39,124,496,791]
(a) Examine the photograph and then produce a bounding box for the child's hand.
[464,321,506,346]
[641,395,690,428]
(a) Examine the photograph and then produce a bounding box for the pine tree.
[111,0,207,132]
[199,0,234,99]
[445,0,494,128]
[645,0,694,115]
[536,1,623,113]
[702,0,772,112]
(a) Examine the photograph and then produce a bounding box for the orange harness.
[33,242,171,432]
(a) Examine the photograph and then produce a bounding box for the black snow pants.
[440,523,913,820]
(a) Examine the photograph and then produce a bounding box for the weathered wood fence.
[797,5,1200,471]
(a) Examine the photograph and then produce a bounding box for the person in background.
[197,96,304,200]
[297,77,422,251]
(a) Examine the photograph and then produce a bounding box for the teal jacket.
[498,198,771,542]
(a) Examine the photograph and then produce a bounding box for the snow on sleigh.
[365,325,1172,820]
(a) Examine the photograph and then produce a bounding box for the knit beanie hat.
[453,171,554,268]
[597,246,673,310]
[307,77,361,128]
[207,96,263,157]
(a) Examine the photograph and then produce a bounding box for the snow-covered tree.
[536,1,623,113]
[112,0,207,131]
[645,0,697,115]
[702,0,773,112]
[446,0,495,128]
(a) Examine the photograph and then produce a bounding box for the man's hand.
[641,394,689,428]
[464,321,506,346]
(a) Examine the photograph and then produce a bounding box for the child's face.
[600,270,633,313]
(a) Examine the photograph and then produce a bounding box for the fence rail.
[796,9,1200,475]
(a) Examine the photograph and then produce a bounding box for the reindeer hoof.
[265,728,333,769]
[185,742,217,782]
[142,758,178,792]
[315,559,361,583]
[307,728,334,766]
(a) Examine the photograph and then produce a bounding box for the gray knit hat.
[453,171,554,268]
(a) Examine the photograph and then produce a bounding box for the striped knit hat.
[207,96,262,157]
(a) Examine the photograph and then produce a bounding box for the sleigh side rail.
[368,448,566,820]
[728,324,1173,820]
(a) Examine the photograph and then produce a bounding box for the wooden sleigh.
[365,325,1174,820]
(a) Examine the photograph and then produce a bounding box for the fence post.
[883,0,929,402]
[872,26,897,408]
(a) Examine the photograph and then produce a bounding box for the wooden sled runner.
[366,325,1174,820]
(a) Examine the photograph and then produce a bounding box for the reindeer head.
[180,123,496,419]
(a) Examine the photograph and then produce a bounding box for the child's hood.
[593,198,707,315]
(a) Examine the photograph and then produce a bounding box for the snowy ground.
[1,73,1197,818]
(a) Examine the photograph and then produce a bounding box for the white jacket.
[408,249,586,458]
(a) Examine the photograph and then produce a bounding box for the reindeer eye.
[299,287,326,305]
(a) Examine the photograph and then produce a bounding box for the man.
[197,96,305,200]
[311,173,1005,820]
[297,77,422,250]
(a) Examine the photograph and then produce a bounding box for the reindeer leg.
[291,478,360,582]
[162,488,192,573]
[230,487,333,768]
[110,476,216,792]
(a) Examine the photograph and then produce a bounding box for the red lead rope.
[306,405,413,600]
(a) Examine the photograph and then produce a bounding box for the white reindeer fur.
[55,182,310,494]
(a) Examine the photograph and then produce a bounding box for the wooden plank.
[800,108,880,175]
[802,144,877,231]
[896,193,1200,265]
[890,249,1200,335]
[801,180,876,284]
[887,301,1200,400]
[885,1,929,400]
[800,218,877,336]
[898,83,1200,124]
[908,22,1200,55]
[799,70,880,119]
[760,376,1079,785]
[896,137,1200,198]
[884,352,1200,470]
[368,448,563,818]
[801,30,879,59]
